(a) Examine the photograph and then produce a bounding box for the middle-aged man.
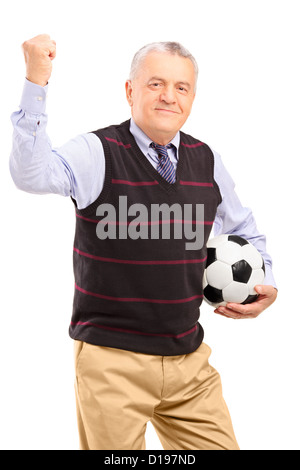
[10,35,277,450]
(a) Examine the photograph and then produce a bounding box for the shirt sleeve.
[9,79,105,210]
[212,149,277,289]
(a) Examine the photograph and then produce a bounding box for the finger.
[255,284,277,298]
[49,49,56,60]
[225,302,257,314]
[216,298,264,316]
[48,41,56,58]
[214,308,234,318]
[213,285,277,320]
[214,307,254,319]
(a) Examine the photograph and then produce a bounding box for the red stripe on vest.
[112,179,159,186]
[74,247,207,265]
[181,142,204,148]
[75,283,203,304]
[70,320,198,339]
[105,137,131,149]
[180,180,214,187]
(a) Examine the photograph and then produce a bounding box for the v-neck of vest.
[126,122,185,194]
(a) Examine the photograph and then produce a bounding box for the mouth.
[155,108,178,114]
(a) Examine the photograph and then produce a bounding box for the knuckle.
[22,40,29,50]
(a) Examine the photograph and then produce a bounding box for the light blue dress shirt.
[9,79,276,287]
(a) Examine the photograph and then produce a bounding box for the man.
[10,34,277,450]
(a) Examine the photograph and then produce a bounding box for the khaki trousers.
[74,340,239,450]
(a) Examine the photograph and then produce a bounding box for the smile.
[155,108,178,114]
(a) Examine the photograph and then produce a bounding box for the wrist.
[26,75,48,87]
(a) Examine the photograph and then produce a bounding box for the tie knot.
[149,142,176,183]
[151,142,173,159]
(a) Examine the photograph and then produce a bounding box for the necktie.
[150,142,176,184]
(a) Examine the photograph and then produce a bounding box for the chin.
[152,117,181,132]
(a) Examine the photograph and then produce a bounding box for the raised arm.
[10,35,105,209]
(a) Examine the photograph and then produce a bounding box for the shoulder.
[180,130,225,173]
[179,129,208,148]
[91,120,131,139]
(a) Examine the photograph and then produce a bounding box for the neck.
[132,119,177,146]
[145,128,177,146]
[150,134,175,146]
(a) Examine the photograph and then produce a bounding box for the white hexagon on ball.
[223,282,249,304]
[216,241,242,265]
[241,244,264,269]
[247,269,265,294]
[207,234,229,248]
[206,260,233,290]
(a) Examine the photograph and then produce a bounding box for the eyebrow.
[177,81,191,90]
[147,77,192,90]
[147,76,165,83]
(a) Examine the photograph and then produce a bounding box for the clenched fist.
[22,34,56,87]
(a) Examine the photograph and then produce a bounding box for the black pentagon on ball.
[231,259,252,283]
[206,247,217,268]
[228,235,249,246]
[242,294,259,305]
[204,285,224,304]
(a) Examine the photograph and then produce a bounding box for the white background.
[0,0,299,450]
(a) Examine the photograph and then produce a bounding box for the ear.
[125,80,133,106]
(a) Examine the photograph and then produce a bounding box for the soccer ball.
[203,234,265,307]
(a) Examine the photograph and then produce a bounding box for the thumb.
[255,285,277,297]
[255,285,264,295]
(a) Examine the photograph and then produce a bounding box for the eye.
[177,86,188,94]
[149,82,163,89]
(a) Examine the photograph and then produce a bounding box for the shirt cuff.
[264,263,277,290]
[20,79,48,115]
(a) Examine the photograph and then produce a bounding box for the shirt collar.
[129,118,180,159]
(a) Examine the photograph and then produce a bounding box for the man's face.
[126,52,196,145]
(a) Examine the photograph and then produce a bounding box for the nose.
[159,85,176,104]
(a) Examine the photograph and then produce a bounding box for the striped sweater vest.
[69,120,222,355]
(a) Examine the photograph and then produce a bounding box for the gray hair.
[129,41,198,89]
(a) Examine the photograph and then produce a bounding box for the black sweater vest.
[69,120,222,355]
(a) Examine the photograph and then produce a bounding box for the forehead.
[137,51,195,84]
